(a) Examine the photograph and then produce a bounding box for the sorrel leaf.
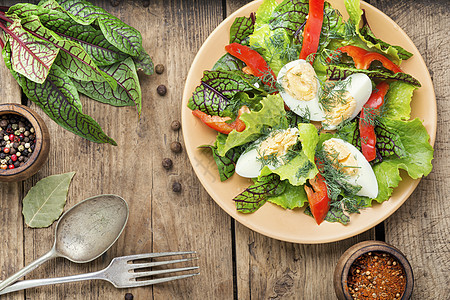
[22,172,75,228]
[229,16,254,46]
[15,64,116,145]
[6,15,59,83]
[132,48,154,75]
[8,3,129,67]
[269,0,308,35]
[326,64,421,87]
[73,57,141,112]
[234,172,285,213]
[56,0,142,56]
[17,14,115,86]
[212,53,245,72]
[187,70,262,117]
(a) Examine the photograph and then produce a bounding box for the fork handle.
[0,270,106,295]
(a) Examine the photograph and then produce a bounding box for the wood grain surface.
[0,0,447,299]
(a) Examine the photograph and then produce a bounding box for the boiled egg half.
[277,59,372,129]
[322,138,378,199]
[235,128,299,178]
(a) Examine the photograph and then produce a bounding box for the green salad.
[187,0,433,225]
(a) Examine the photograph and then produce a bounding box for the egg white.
[277,59,325,121]
[322,73,373,130]
[326,138,378,199]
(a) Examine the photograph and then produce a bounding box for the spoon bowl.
[0,194,129,291]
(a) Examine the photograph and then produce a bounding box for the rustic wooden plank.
[368,0,450,298]
[16,0,233,299]
[0,1,26,299]
[225,1,375,299]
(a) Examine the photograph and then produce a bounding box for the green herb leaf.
[212,53,245,72]
[268,181,308,209]
[15,64,117,145]
[326,64,421,87]
[187,70,264,117]
[22,172,75,228]
[234,171,284,213]
[73,57,141,113]
[56,0,143,56]
[132,48,154,75]
[230,16,254,46]
[269,0,308,34]
[6,15,59,83]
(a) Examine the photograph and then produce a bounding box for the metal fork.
[0,252,199,295]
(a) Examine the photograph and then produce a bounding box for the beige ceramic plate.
[182,0,436,243]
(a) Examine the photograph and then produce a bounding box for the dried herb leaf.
[22,172,75,228]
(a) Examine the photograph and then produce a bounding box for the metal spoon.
[0,194,129,291]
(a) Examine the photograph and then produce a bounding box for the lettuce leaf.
[268,182,308,209]
[217,94,287,156]
[344,0,411,64]
[374,118,434,202]
[383,81,416,121]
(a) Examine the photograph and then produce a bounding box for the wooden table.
[0,0,448,299]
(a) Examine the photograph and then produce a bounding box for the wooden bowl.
[334,240,414,300]
[0,104,50,182]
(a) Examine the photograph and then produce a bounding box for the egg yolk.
[258,129,299,161]
[323,92,356,127]
[282,63,318,101]
[323,139,359,175]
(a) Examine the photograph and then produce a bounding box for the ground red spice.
[347,251,406,300]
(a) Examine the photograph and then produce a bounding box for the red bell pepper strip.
[304,174,330,225]
[337,45,403,73]
[225,43,277,89]
[299,0,325,61]
[192,106,249,135]
[359,82,390,161]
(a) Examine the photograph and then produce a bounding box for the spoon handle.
[0,249,58,291]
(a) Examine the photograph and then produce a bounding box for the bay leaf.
[22,172,75,228]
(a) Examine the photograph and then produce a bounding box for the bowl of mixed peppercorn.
[0,103,50,182]
[334,240,414,300]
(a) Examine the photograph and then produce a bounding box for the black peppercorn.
[13,161,20,168]
[172,181,182,193]
[124,293,134,300]
[142,0,150,7]
[155,64,165,74]
[110,0,121,6]
[162,158,173,170]
[171,120,181,131]
[157,84,167,96]
[170,141,182,153]
[0,119,7,127]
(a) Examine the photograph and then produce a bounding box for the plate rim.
[182,0,437,244]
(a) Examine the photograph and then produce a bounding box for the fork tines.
[126,251,199,287]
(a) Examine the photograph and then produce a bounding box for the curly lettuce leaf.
[230,16,254,46]
[326,64,421,87]
[234,171,284,213]
[268,182,308,209]
[344,0,412,64]
[217,94,287,156]
[254,0,278,28]
[383,81,416,121]
[374,118,433,202]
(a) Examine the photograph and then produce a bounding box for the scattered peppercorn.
[110,0,121,6]
[155,64,165,74]
[170,141,182,153]
[171,120,181,131]
[124,293,134,300]
[142,0,150,8]
[157,84,167,96]
[162,158,173,170]
[172,181,182,193]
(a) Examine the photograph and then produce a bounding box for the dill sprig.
[318,76,352,113]
[315,149,361,201]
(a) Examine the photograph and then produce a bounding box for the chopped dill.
[318,76,352,113]
[296,160,314,179]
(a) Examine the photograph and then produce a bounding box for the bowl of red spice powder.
[334,241,414,300]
